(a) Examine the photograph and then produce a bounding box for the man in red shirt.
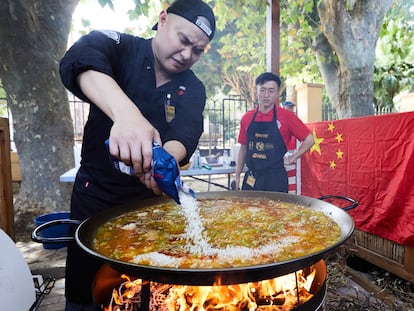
[235,72,314,192]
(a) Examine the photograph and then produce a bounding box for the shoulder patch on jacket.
[97,30,121,44]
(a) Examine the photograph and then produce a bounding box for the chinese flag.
[301,112,414,247]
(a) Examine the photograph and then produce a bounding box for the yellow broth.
[92,198,341,268]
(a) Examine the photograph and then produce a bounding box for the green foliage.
[74,0,412,110]
[130,0,151,17]
[279,1,323,85]
[0,83,8,117]
[281,0,413,110]
[218,6,266,74]
[0,84,5,97]
[98,0,114,10]
[209,0,267,101]
[374,0,414,108]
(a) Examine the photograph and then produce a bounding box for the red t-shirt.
[238,106,310,148]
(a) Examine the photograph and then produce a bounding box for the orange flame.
[104,269,316,310]
[103,274,142,311]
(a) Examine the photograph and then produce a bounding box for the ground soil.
[325,250,414,310]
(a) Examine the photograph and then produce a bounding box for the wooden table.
[180,166,243,190]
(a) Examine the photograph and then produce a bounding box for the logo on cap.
[195,17,212,37]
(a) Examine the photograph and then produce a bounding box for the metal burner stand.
[29,276,56,311]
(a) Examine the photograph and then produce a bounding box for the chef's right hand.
[108,111,162,195]
[77,70,162,194]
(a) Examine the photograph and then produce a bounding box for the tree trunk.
[0,0,79,238]
[315,0,393,118]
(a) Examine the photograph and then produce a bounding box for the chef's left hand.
[139,174,163,195]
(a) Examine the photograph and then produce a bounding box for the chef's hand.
[108,114,162,195]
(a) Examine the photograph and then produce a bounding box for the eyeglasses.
[258,88,278,96]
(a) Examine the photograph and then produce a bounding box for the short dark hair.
[255,72,281,88]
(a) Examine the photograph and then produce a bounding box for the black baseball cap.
[152,0,216,41]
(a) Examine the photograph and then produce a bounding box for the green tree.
[212,1,267,107]
[126,1,402,116]
[280,0,394,118]
[199,0,395,117]
[374,1,414,109]
[317,0,394,118]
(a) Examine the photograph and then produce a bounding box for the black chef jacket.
[60,30,208,305]
[60,30,206,218]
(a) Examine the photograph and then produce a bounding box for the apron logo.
[255,133,269,139]
[256,142,265,151]
[252,153,267,159]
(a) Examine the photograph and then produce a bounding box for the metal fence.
[200,95,247,153]
[0,95,399,152]
[67,94,248,155]
[68,93,89,143]
[322,105,396,121]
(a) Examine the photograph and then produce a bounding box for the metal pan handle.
[318,195,358,211]
[31,219,81,244]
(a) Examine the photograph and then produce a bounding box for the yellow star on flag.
[328,122,335,132]
[310,128,324,155]
[336,149,344,159]
[329,160,336,169]
[336,133,343,143]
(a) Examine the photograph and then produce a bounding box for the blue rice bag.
[152,142,181,204]
[152,143,196,204]
[175,175,195,199]
[105,139,194,204]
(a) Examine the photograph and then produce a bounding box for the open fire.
[96,261,326,311]
[93,194,332,310]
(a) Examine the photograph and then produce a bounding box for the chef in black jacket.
[59,0,215,309]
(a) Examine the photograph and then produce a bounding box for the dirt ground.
[325,250,414,311]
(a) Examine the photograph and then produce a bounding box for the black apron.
[242,106,288,192]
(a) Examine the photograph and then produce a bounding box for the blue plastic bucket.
[34,212,71,249]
